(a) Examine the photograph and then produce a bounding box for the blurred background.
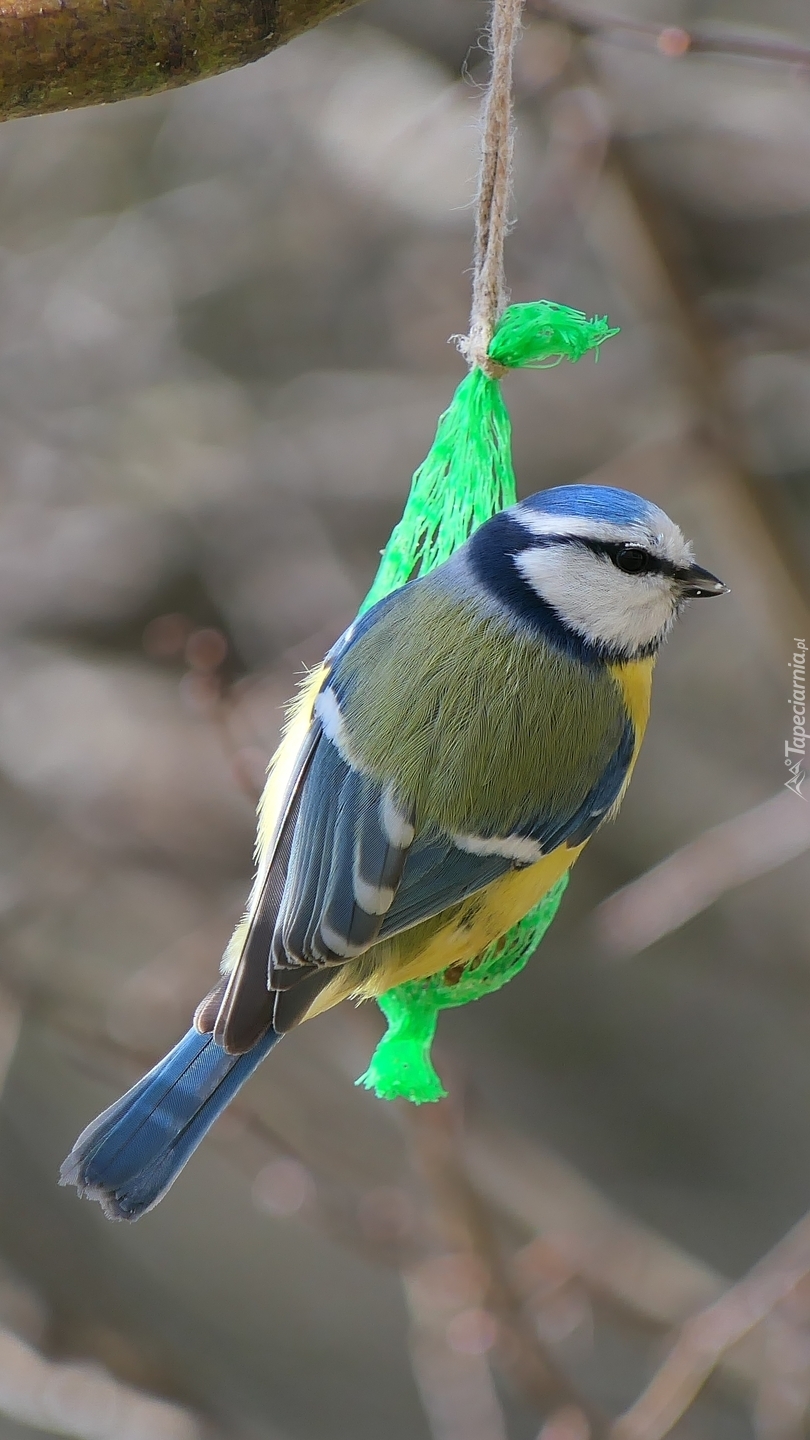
[0,0,808,1435]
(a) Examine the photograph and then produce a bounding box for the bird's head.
[468,484,727,663]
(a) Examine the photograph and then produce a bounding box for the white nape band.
[517,512,649,543]
[353,876,396,916]
[453,831,543,864]
[380,786,415,848]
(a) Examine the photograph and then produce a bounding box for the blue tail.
[60,1027,280,1220]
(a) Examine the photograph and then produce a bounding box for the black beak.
[677,562,729,599]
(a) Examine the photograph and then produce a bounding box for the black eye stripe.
[524,533,680,578]
[592,541,680,578]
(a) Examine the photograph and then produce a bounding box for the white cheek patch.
[515,546,677,654]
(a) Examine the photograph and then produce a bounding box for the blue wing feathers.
[379,837,508,936]
[273,715,637,953]
[357,801,409,893]
[321,769,373,952]
[281,745,339,962]
[278,737,412,963]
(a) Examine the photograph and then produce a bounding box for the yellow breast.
[610,655,654,752]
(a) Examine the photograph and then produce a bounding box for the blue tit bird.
[61,484,726,1220]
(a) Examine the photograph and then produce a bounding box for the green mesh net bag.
[354,300,618,1103]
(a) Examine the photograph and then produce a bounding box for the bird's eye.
[614,545,650,575]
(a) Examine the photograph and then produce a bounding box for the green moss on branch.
[0,0,362,122]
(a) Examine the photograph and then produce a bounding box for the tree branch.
[0,0,362,124]
[611,1212,810,1440]
[406,1094,609,1435]
[530,0,810,72]
[0,1329,202,1440]
[594,789,810,960]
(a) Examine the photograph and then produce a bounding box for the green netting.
[355,301,618,1102]
[357,874,570,1102]
[359,302,618,616]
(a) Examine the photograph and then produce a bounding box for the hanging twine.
[354,0,620,1101]
[459,0,525,379]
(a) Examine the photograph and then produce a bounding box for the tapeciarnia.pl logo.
[785,637,808,798]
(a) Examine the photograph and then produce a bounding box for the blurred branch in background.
[0,1330,202,1440]
[0,989,21,1098]
[36,976,810,1438]
[588,144,810,635]
[405,1095,605,1437]
[47,976,810,1439]
[532,0,810,71]
[754,1288,810,1440]
[525,39,810,647]
[464,1123,728,1335]
[594,789,810,959]
[612,1210,810,1440]
[0,988,206,1439]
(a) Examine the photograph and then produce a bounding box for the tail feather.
[60,1026,280,1220]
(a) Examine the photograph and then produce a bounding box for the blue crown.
[521,485,654,525]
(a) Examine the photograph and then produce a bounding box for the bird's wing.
[266,703,635,1033]
[377,715,635,938]
[211,715,322,1052]
[211,701,424,1047]
[214,588,638,1048]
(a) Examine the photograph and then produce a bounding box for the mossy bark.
[0,0,362,122]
